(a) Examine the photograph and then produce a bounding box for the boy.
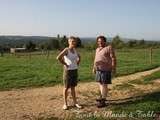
[93,36,116,108]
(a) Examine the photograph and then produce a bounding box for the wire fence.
[3,48,160,78]
[0,48,160,89]
[115,48,160,76]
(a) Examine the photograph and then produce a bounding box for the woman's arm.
[56,48,68,66]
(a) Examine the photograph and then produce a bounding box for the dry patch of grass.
[0,68,160,120]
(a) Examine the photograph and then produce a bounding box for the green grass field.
[0,48,160,91]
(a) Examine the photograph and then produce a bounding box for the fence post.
[28,50,31,60]
[47,50,50,60]
[150,48,152,64]
[0,51,3,57]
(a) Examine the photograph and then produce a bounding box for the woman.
[93,36,116,108]
[56,36,82,110]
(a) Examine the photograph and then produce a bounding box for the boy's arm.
[109,46,116,72]
[92,60,96,74]
[92,50,97,74]
[56,48,68,66]
[77,52,81,65]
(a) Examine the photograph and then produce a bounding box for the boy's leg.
[97,83,108,108]
[101,84,108,99]
[99,84,108,99]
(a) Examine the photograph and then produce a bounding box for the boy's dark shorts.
[95,70,112,84]
[63,69,78,88]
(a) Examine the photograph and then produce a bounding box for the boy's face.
[68,39,77,48]
[97,38,106,47]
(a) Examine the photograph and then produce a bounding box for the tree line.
[83,35,160,50]
[111,35,160,49]
[0,35,82,52]
[0,35,160,54]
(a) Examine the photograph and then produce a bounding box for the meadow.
[0,48,160,91]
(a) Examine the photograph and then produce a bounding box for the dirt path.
[0,67,160,120]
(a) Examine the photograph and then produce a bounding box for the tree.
[57,34,60,39]
[43,42,51,50]
[111,35,125,49]
[76,37,82,47]
[60,35,68,48]
[25,41,36,51]
[0,46,4,57]
[49,38,60,49]
[137,39,145,48]
[126,40,137,48]
[38,43,45,50]
[84,41,97,50]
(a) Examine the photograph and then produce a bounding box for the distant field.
[0,48,160,90]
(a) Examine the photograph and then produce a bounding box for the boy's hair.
[96,36,107,42]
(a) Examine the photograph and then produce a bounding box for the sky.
[0,0,160,40]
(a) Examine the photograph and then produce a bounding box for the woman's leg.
[71,87,77,104]
[63,87,69,105]
[71,86,82,108]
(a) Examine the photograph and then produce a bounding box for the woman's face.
[97,38,106,47]
[68,39,77,48]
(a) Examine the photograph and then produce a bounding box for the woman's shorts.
[95,70,112,84]
[63,69,78,88]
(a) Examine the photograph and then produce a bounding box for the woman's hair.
[68,36,77,41]
[96,36,107,42]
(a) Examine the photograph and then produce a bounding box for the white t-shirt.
[64,48,79,70]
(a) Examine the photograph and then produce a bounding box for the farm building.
[10,48,26,54]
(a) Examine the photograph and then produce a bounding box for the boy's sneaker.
[96,98,107,102]
[97,98,106,108]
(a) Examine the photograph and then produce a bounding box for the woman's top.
[64,48,79,70]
